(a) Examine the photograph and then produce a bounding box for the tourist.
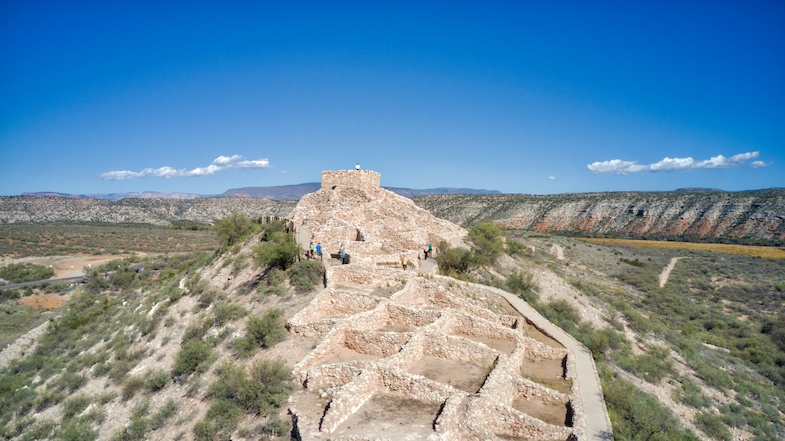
[316,242,322,260]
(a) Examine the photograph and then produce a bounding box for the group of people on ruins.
[307,241,323,260]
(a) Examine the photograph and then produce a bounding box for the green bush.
[506,270,538,302]
[695,411,732,441]
[603,373,698,441]
[289,260,324,292]
[213,302,247,325]
[262,415,291,436]
[62,395,92,420]
[148,370,169,392]
[209,358,293,415]
[259,267,287,296]
[0,263,55,283]
[214,212,255,247]
[173,340,215,377]
[57,418,96,441]
[150,398,177,430]
[505,239,525,256]
[614,345,674,384]
[121,376,147,401]
[246,309,287,348]
[540,299,581,333]
[468,221,504,266]
[435,243,476,275]
[254,231,300,271]
[230,336,258,358]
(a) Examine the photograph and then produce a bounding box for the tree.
[254,231,300,270]
[215,212,254,247]
[468,221,504,266]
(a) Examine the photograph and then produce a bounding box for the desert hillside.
[0,197,296,226]
[414,189,785,245]
[2,189,784,245]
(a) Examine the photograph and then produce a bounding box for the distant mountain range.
[20,184,502,201]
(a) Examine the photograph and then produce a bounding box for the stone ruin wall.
[322,169,381,190]
[288,271,586,439]
[283,169,596,439]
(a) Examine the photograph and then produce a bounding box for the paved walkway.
[491,286,614,440]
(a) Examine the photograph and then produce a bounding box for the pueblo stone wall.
[287,267,585,440]
[283,169,600,440]
[322,169,381,190]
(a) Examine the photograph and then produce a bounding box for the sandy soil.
[19,293,67,310]
[0,254,136,278]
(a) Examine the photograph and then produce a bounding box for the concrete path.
[491,286,614,440]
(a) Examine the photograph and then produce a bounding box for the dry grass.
[579,238,785,259]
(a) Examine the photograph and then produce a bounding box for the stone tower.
[288,169,466,267]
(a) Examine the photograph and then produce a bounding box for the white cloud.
[587,151,761,174]
[548,176,556,180]
[750,160,770,168]
[100,155,271,180]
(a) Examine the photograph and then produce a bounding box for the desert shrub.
[246,309,287,348]
[173,340,215,377]
[614,345,674,384]
[603,373,698,441]
[112,401,149,441]
[505,239,525,256]
[9,386,36,419]
[674,379,711,409]
[254,231,300,271]
[197,398,243,440]
[259,267,287,296]
[213,302,247,325]
[34,388,64,411]
[150,398,177,430]
[57,418,96,441]
[540,299,581,333]
[695,411,732,441]
[0,263,55,283]
[289,260,324,292]
[262,415,292,436]
[506,270,538,302]
[121,376,147,401]
[62,394,92,419]
[692,359,733,391]
[148,370,169,392]
[19,420,55,440]
[182,318,212,344]
[0,288,20,301]
[111,418,147,441]
[230,335,258,358]
[468,221,504,265]
[209,358,293,416]
[435,243,476,275]
[52,372,84,393]
[110,265,137,290]
[620,257,645,267]
[214,212,255,247]
[245,358,293,413]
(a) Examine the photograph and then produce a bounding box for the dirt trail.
[659,257,684,288]
[550,244,565,260]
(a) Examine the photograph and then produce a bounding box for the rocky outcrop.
[414,189,785,244]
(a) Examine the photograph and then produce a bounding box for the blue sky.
[1,1,783,196]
